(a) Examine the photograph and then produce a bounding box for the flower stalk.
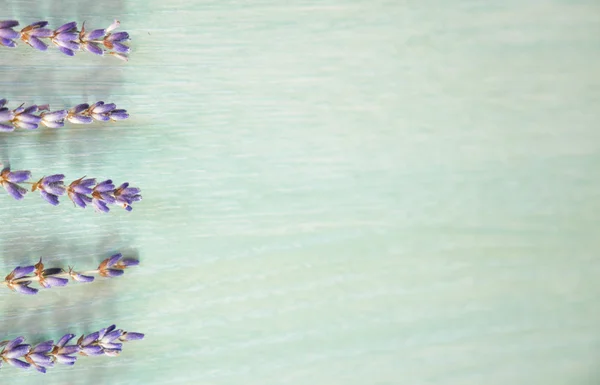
[2,253,139,295]
[0,99,129,132]
[0,324,144,373]
[0,19,130,61]
[0,165,141,212]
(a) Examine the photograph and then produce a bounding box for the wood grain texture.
[0,0,600,384]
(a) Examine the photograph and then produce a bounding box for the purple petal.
[11,265,35,278]
[41,191,59,205]
[105,268,124,277]
[100,330,122,343]
[58,345,79,355]
[43,174,65,183]
[0,38,17,48]
[111,42,130,54]
[72,273,94,283]
[94,179,114,192]
[56,334,75,348]
[5,337,25,350]
[15,113,42,124]
[107,253,122,267]
[3,181,27,199]
[0,99,6,107]
[30,28,52,37]
[92,103,116,114]
[0,28,19,40]
[81,332,99,347]
[84,29,105,40]
[41,110,68,121]
[91,113,110,121]
[32,341,54,354]
[124,204,133,212]
[0,123,14,132]
[29,353,53,365]
[81,345,103,356]
[67,115,93,124]
[107,31,129,42]
[55,40,80,52]
[121,332,144,341]
[54,21,77,34]
[69,192,88,208]
[44,182,65,196]
[70,103,89,114]
[54,354,76,365]
[26,21,48,29]
[109,109,129,120]
[83,42,103,56]
[79,178,97,188]
[44,276,69,287]
[98,192,115,203]
[14,284,38,295]
[93,198,110,213]
[5,344,30,358]
[58,46,75,56]
[27,36,48,51]
[0,20,19,29]
[0,109,13,121]
[8,170,31,183]
[54,31,78,41]
[72,185,93,194]
[6,358,30,369]
[121,258,140,267]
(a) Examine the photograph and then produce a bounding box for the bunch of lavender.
[2,253,138,295]
[0,324,144,373]
[0,99,129,132]
[0,166,141,212]
[0,19,130,61]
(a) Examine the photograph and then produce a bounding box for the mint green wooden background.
[1,0,600,384]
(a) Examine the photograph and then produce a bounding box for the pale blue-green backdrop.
[0,0,600,384]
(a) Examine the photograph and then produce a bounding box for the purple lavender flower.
[0,326,143,373]
[32,174,66,206]
[0,167,31,200]
[2,254,139,295]
[4,265,38,295]
[0,20,19,48]
[0,19,130,60]
[0,99,128,131]
[0,337,31,369]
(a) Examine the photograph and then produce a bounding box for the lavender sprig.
[0,166,142,212]
[2,253,138,295]
[0,20,130,61]
[0,325,144,373]
[0,99,129,132]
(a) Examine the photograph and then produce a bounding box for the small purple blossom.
[2,254,139,295]
[0,99,129,131]
[1,19,130,60]
[0,325,144,373]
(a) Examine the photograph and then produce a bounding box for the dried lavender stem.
[0,19,130,61]
[0,165,141,212]
[0,324,144,373]
[10,270,98,284]
[3,253,138,295]
[0,99,129,132]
